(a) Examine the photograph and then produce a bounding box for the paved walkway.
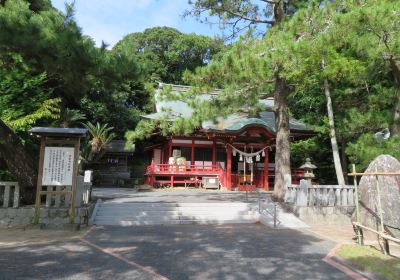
[0,224,354,280]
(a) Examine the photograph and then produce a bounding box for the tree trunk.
[274,76,291,201]
[323,78,345,186]
[389,58,400,135]
[341,142,349,184]
[393,91,400,135]
[0,119,37,204]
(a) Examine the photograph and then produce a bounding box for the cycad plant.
[83,122,116,161]
[60,108,86,128]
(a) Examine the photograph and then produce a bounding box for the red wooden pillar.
[212,140,216,167]
[264,147,269,191]
[226,145,232,190]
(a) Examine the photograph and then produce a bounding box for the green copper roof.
[142,84,312,135]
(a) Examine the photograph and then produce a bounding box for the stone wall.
[0,206,93,229]
[285,204,355,225]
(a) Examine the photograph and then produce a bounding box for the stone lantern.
[300,158,317,184]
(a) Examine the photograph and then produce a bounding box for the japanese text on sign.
[42,147,75,186]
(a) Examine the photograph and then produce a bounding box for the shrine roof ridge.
[29,127,88,137]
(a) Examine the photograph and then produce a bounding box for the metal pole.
[273,203,277,228]
[352,164,363,245]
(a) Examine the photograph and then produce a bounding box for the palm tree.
[59,108,86,128]
[83,122,116,161]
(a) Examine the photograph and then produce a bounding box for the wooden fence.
[285,180,355,207]
[0,182,20,208]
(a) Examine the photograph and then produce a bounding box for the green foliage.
[347,134,400,170]
[59,108,86,128]
[113,27,224,84]
[186,0,309,38]
[125,119,159,143]
[83,122,117,162]
[6,98,61,131]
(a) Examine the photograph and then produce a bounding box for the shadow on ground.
[0,223,358,280]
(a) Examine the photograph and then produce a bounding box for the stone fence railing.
[0,182,20,208]
[0,176,91,209]
[43,176,91,208]
[285,180,355,207]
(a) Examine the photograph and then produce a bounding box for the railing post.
[335,188,341,206]
[65,186,71,206]
[347,188,354,207]
[327,188,335,206]
[3,185,10,208]
[55,186,61,207]
[309,187,316,206]
[46,186,53,207]
[13,184,20,208]
[296,180,309,206]
[341,188,348,206]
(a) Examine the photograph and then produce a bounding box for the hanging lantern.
[256,154,260,162]
[262,150,265,157]
[239,154,243,161]
[233,149,236,156]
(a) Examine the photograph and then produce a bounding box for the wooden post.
[69,138,80,224]
[34,138,46,224]
[226,145,232,190]
[352,164,363,245]
[264,148,269,191]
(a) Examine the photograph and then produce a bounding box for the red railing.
[149,164,220,174]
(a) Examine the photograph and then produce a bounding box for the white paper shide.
[42,147,74,186]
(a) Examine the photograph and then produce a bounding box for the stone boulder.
[355,155,400,238]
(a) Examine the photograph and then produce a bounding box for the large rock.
[355,155,400,238]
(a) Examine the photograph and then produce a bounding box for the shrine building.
[142,84,314,191]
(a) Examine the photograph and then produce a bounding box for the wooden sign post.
[29,127,87,224]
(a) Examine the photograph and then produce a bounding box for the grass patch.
[336,244,400,280]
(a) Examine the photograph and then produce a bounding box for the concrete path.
[0,224,356,280]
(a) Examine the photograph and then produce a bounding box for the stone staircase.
[92,201,259,226]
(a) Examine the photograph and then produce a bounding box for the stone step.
[93,201,260,226]
[100,202,251,207]
[95,214,256,221]
[95,218,257,226]
[96,209,255,215]
[95,214,257,221]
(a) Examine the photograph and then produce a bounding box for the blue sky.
[51,0,224,47]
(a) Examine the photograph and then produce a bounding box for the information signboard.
[42,147,74,186]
